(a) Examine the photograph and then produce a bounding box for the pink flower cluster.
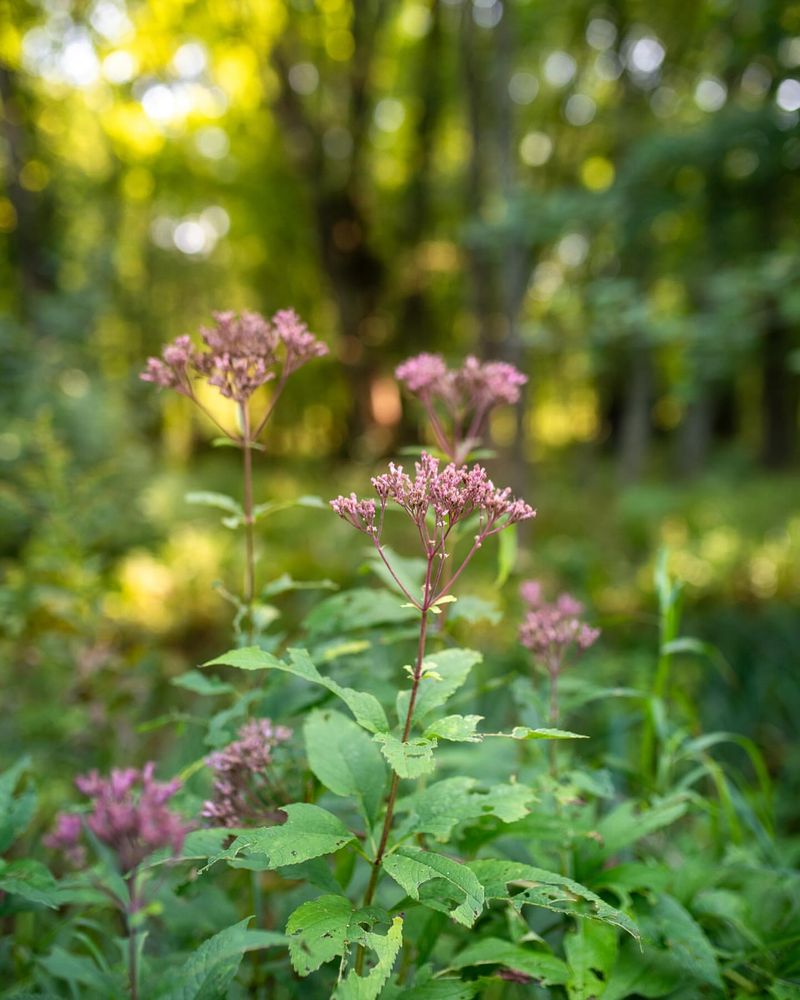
[519,581,600,673]
[395,352,527,461]
[45,764,191,873]
[141,308,327,405]
[331,452,534,609]
[202,718,292,828]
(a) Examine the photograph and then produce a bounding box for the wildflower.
[141,308,327,436]
[45,764,191,874]
[395,353,527,462]
[202,718,292,828]
[331,452,535,608]
[44,812,86,868]
[519,581,600,723]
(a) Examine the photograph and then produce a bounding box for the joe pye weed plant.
[2,321,798,1000]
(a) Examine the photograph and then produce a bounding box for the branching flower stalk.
[395,353,527,464]
[141,309,327,641]
[331,454,535,942]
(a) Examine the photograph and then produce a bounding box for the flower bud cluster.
[331,452,534,608]
[202,718,292,828]
[519,581,600,673]
[141,308,327,405]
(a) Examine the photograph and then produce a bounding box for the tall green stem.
[126,872,139,1000]
[356,556,434,973]
[239,402,256,642]
[362,605,429,910]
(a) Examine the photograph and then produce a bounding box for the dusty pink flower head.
[140,335,196,395]
[202,718,292,828]
[331,452,534,609]
[395,353,527,461]
[457,355,527,407]
[395,353,449,396]
[47,763,191,874]
[519,580,600,673]
[192,311,280,402]
[44,812,86,868]
[140,308,327,418]
[273,309,329,374]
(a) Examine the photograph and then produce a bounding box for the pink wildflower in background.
[519,581,600,723]
[331,452,534,609]
[202,718,292,828]
[395,352,527,462]
[45,764,191,874]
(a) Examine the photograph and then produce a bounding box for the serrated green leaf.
[399,778,535,843]
[0,858,59,908]
[383,847,484,927]
[424,715,483,743]
[158,917,285,999]
[205,647,388,734]
[374,734,437,778]
[171,671,234,697]
[470,860,638,939]
[205,804,355,872]
[565,922,619,1000]
[304,710,387,827]
[396,649,482,727]
[452,937,569,986]
[286,894,353,976]
[286,896,394,981]
[334,916,404,1000]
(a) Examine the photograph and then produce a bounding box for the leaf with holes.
[383,847,484,927]
[424,715,483,743]
[374,734,437,778]
[398,777,535,842]
[470,860,638,940]
[564,922,619,999]
[286,896,394,980]
[333,916,404,1000]
[452,937,569,986]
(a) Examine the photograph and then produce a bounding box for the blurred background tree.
[0,0,799,811]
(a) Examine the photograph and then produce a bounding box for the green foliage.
[304,710,388,826]
[382,848,485,928]
[206,803,356,871]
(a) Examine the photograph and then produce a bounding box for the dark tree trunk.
[760,310,799,468]
[618,335,652,481]
[0,64,56,325]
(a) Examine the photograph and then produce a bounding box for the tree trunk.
[760,310,799,468]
